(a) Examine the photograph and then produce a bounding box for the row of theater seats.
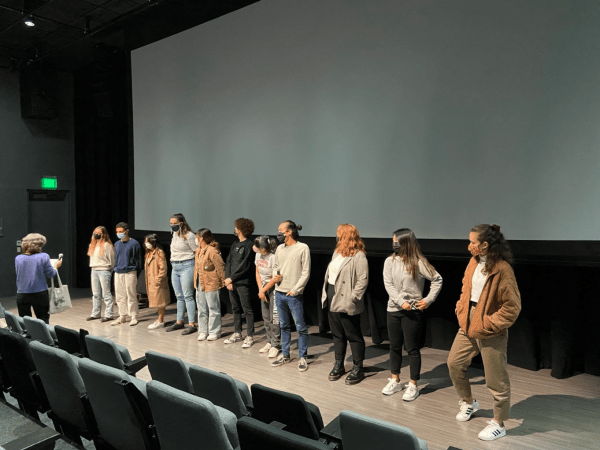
[0,313,428,450]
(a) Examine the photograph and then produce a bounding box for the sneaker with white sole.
[268,347,281,358]
[402,383,419,401]
[298,357,308,372]
[129,317,138,326]
[224,333,242,344]
[259,342,272,353]
[148,321,165,330]
[207,334,220,341]
[456,399,480,422]
[478,420,506,441]
[241,336,254,348]
[381,378,403,396]
[111,316,127,326]
[197,333,207,341]
[271,354,291,367]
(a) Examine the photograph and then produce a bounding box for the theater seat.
[4,311,27,336]
[23,316,57,345]
[146,350,194,393]
[85,335,147,376]
[237,416,331,450]
[54,325,84,356]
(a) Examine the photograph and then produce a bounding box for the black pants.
[229,284,254,336]
[17,290,50,324]
[387,309,424,380]
[327,284,365,363]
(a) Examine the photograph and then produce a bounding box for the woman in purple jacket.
[15,233,62,324]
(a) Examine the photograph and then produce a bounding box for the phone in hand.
[58,253,64,261]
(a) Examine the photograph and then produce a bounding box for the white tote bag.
[48,273,72,314]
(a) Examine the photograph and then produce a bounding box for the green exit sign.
[41,177,57,190]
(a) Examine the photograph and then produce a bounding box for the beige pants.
[447,306,510,422]
[114,271,139,319]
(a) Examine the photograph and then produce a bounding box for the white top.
[170,231,198,262]
[255,252,276,285]
[470,256,488,303]
[327,254,348,285]
[89,242,116,271]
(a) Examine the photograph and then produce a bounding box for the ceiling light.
[24,18,35,27]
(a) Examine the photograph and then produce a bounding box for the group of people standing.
[83,217,520,442]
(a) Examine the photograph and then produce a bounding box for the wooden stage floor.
[2,290,599,450]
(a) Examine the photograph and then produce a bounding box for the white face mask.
[145,243,153,249]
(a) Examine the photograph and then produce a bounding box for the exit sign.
[41,177,57,190]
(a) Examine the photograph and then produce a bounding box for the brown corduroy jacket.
[193,242,225,292]
[455,257,521,339]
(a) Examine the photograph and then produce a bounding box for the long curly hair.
[335,224,366,257]
[471,224,513,274]
[392,228,435,281]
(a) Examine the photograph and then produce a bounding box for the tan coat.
[455,257,521,339]
[145,249,170,308]
[194,243,225,292]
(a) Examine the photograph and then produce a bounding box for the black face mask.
[277,232,286,242]
[393,241,400,252]
[170,224,180,232]
[93,234,102,240]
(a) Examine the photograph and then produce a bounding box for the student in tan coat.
[447,224,521,442]
[144,234,170,330]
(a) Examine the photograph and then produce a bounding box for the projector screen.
[132,0,600,240]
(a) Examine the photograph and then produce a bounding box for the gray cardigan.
[321,251,369,316]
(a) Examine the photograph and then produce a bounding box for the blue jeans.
[171,259,196,323]
[275,291,308,358]
[196,289,222,336]
[91,270,114,318]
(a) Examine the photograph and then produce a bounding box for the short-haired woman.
[254,235,281,358]
[382,228,443,401]
[224,218,256,347]
[321,224,369,385]
[447,224,521,442]
[145,234,170,330]
[15,233,62,324]
[87,226,116,322]
[194,228,226,341]
[167,213,199,335]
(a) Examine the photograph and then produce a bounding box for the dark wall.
[0,68,75,298]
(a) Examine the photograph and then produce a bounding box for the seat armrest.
[269,421,287,430]
[124,356,148,375]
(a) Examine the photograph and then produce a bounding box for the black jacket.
[225,239,254,287]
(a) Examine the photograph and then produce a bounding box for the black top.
[225,239,254,287]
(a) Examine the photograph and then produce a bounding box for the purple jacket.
[15,253,57,294]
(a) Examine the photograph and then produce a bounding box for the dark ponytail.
[254,235,278,253]
[283,220,302,240]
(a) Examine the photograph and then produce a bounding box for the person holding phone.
[87,226,115,322]
[381,228,443,401]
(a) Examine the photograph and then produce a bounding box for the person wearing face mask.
[167,213,199,335]
[112,222,142,326]
[224,218,256,347]
[194,228,226,341]
[321,224,369,385]
[381,228,442,401]
[447,224,521,442]
[87,226,116,322]
[271,220,311,372]
[254,235,281,358]
[144,234,170,330]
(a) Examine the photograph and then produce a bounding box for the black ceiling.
[0,0,259,72]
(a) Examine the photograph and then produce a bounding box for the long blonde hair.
[88,226,113,257]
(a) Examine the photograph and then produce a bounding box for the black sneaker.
[86,316,101,321]
[166,322,185,332]
[101,317,113,323]
[271,354,291,367]
[181,326,197,336]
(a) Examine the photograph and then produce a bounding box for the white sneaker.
[111,316,126,326]
[224,333,242,344]
[197,333,208,341]
[478,420,506,441]
[456,399,480,422]
[207,334,220,341]
[259,342,272,353]
[298,357,308,372]
[268,347,281,358]
[381,378,403,396]
[148,321,165,330]
[241,336,254,348]
[402,383,419,402]
[129,317,138,326]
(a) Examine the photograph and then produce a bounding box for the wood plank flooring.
[2,290,599,450]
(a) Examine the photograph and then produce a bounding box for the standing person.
[321,224,369,385]
[381,228,443,401]
[167,213,198,335]
[112,223,142,326]
[254,236,281,358]
[447,224,521,441]
[271,220,311,372]
[223,218,256,347]
[144,234,170,330]
[194,228,226,341]
[87,226,115,322]
[15,233,62,324]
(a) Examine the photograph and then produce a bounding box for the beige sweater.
[89,242,115,271]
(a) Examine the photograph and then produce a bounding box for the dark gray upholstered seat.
[237,416,331,450]
[339,410,428,450]
[78,358,157,450]
[54,325,85,356]
[4,311,26,335]
[85,334,147,376]
[147,380,239,450]
[23,316,57,345]
[29,341,94,444]
[188,364,252,418]
[145,350,194,393]
[250,384,324,441]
